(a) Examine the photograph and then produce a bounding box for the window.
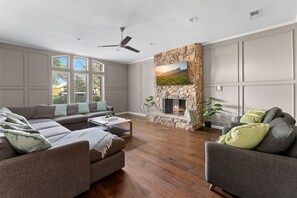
[74,73,88,103]
[52,56,69,68]
[92,75,103,101]
[92,60,104,72]
[52,72,69,104]
[74,57,88,71]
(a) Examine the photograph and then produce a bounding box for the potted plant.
[201,97,223,128]
[142,96,155,115]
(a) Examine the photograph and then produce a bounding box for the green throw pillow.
[97,101,107,111]
[78,103,90,114]
[54,104,67,116]
[3,129,52,154]
[240,109,268,123]
[218,123,269,149]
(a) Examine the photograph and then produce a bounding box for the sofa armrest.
[205,142,297,198]
[0,141,90,198]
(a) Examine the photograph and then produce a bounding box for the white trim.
[128,57,153,65]
[115,111,146,117]
[203,20,297,45]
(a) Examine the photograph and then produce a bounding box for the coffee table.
[88,116,132,136]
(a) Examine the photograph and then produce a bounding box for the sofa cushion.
[89,102,97,112]
[29,120,61,130]
[90,135,125,163]
[33,105,55,119]
[285,125,297,157]
[54,104,67,116]
[28,119,53,124]
[38,125,71,138]
[54,114,89,125]
[0,136,18,160]
[3,129,52,154]
[218,123,269,149]
[8,106,36,119]
[263,107,282,124]
[97,101,107,111]
[240,109,268,123]
[282,112,296,125]
[78,103,90,114]
[255,118,295,154]
[85,111,112,118]
[67,104,78,115]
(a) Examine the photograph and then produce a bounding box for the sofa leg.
[209,184,216,191]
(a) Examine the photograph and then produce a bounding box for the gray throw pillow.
[3,129,52,154]
[33,105,55,119]
[285,125,297,157]
[67,104,78,115]
[263,107,282,124]
[255,118,295,154]
[281,112,296,125]
[89,102,97,112]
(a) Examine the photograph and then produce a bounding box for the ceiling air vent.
[249,9,262,20]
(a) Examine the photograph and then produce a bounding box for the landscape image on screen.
[155,61,188,85]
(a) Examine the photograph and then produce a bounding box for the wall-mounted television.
[155,61,188,85]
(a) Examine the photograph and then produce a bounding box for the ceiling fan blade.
[121,36,132,46]
[125,46,140,53]
[98,44,118,47]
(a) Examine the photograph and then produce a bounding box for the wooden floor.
[77,114,233,198]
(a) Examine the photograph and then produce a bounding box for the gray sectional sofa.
[0,103,125,198]
[205,107,297,198]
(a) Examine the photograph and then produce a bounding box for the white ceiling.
[0,0,296,64]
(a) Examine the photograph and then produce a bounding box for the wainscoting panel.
[28,52,49,87]
[243,30,294,82]
[105,89,118,111]
[0,48,24,86]
[243,84,294,115]
[0,89,25,106]
[204,85,239,124]
[105,65,118,89]
[118,66,128,89]
[128,89,141,113]
[204,43,238,84]
[128,64,141,88]
[141,59,155,87]
[118,89,128,112]
[28,89,49,105]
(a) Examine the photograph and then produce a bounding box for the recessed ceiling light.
[189,17,198,22]
[150,42,156,46]
[76,38,81,41]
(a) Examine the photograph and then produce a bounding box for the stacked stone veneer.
[149,43,203,130]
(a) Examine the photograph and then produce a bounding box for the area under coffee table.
[88,116,132,136]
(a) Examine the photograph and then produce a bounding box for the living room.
[0,0,297,198]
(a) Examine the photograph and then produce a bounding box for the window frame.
[51,71,70,104]
[73,73,89,103]
[92,60,104,73]
[73,56,89,71]
[91,74,104,102]
[52,55,70,69]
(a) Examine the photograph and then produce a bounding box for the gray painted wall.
[0,42,128,112]
[128,23,297,126]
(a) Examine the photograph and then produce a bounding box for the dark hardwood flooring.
[77,114,233,198]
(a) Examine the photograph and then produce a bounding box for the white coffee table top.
[88,116,131,126]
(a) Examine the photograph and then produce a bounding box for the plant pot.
[205,121,212,129]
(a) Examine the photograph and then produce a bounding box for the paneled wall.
[204,23,297,126]
[0,42,128,112]
[128,59,155,115]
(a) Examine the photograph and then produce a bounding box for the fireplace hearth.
[162,98,186,115]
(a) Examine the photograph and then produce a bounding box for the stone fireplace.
[148,43,203,130]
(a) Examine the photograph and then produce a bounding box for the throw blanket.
[0,112,38,133]
[51,128,117,158]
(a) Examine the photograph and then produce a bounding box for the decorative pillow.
[240,109,268,123]
[218,123,269,149]
[285,125,297,158]
[281,112,296,125]
[262,107,282,124]
[33,105,55,119]
[54,104,67,116]
[255,118,295,154]
[89,102,97,112]
[78,103,90,114]
[97,101,107,111]
[67,104,78,115]
[3,129,52,154]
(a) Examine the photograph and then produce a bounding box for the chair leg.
[209,184,216,191]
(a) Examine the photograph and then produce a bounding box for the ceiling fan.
[98,27,140,53]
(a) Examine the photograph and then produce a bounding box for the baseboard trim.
[116,111,146,117]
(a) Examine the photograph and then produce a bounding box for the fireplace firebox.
[162,98,186,115]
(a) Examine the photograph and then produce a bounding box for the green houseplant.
[201,97,223,128]
[142,96,155,114]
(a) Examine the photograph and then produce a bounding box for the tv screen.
[155,61,188,85]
